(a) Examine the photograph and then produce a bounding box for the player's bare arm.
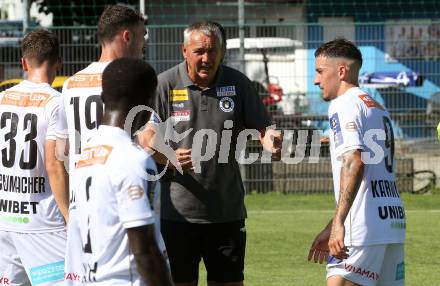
[127,225,173,286]
[55,137,69,162]
[308,219,332,264]
[45,139,69,223]
[329,149,364,259]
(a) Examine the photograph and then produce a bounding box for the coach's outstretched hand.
[308,222,331,264]
[260,128,283,161]
[175,148,194,172]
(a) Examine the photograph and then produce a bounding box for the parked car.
[225,37,304,114]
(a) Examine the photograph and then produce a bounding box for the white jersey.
[0,80,65,232]
[56,61,109,177]
[328,87,405,246]
[58,61,167,285]
[74,125,157,285]
[57,62,108,286]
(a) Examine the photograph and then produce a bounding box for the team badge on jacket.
[219,97,234,112]
[216,86,236,97]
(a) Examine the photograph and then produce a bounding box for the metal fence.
[1,21,439,192]
[243,115,439,193]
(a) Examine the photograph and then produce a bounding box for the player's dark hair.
[97,5,145,44]
[21,29,60,67]
[102,58,157,111]
[315,38,363,67]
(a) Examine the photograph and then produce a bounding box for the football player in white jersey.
[74,57,172,286]
[55,5,151,285]
[308,38,405,286]
[0,29,68,285]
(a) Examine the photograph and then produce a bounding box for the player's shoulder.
[62,62,108,92]
[72,61,108,76]
[41,85,61,102]
[66,62,95,80]
[331,87,368,110]
[6,80,59,94]
[125,142,152,169]
[351,88,387,113]
[78,133,154,188]
[43,90,62,111]
[100,128,151,169]
[107,141,153,184]
[3,81,60,106]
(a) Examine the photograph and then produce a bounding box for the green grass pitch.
[196,192,440,286]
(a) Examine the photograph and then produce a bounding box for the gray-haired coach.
[139,21,282,286]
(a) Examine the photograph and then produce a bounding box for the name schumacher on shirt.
[0,174,45,214]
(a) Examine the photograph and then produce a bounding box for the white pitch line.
[248,209,440,214]
[248,210,333,214]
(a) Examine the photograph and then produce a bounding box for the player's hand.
[308,227,330,264]
[175,148,193,172]
[272,132,282,161]
[328,221,349,260]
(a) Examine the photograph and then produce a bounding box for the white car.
[225,37,307,114]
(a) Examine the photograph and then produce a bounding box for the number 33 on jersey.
[0,80,66,232]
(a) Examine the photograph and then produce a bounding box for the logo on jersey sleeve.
[170,89,189,101]
[216,86,236,97]
[67,73,102,89]
[345,121,358,132]
[219,97,234,112]
[358,94,384,110]
[76,145,113,168]
[330,113,344,147]
[127,185,145,200]
[1,91,50,107]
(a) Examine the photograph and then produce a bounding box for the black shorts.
[161,219,246,283]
